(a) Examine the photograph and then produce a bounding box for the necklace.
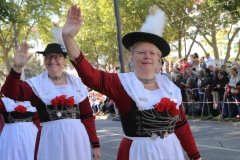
[137,77,155,84]
[48,73,64,81]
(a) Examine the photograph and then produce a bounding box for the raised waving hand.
[62,4,83,39]
[13,41,32,72]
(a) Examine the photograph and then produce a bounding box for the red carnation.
[59,95,67,105]
[169,107,180,117]
[154,97,179,117]
[154,102,165,112]
[51,97,59,107]
[14,105,27,113]
[65,97,74,107]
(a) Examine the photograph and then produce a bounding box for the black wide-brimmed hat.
[122,5,171,57]
[36,43,67,56]
[122,32,170,57]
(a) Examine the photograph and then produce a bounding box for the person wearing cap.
[1,42,101,160]
[62,4,201,160]
[0,96,40,160]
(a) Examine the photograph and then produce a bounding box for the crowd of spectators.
[160,53,240,120]
[88,64,120,121]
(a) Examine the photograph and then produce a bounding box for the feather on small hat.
[36,25,67,55]
[122,5,170,57]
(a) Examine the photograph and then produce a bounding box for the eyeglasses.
[44,54,63,61]
[133,51,158,56]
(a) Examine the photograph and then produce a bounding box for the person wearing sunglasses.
[1,42,101,160]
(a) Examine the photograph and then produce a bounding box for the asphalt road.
[94,117,240,160]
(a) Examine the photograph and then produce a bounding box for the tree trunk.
[178,31,182,58]
[224,27,240,64]
[211,24,220,59]
[234,40,240,62]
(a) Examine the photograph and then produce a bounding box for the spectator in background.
[206,53,213,61]
[205,53,215,68]
[215,71,230,117]
[221,65,227,72]
[106,99,115,117]
[208,65,214,75]
[188,54,194,67]
[210,70,220,116]
[192,53,199,71]
[181,58,191,72]
[232,61,239,68]
[199,57,207,70]
[99,96,110,115]
[199,68,213,118]
[225,66,240,118]
[234,80,240,119]
[171,67,181,82]
[174,73,187,114]
[128,61,134,72]
[181,68,195,116]
[159,58,172,81]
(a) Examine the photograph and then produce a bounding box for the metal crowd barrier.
[181,87,239,122]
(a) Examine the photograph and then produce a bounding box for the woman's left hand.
[92,148,101,160]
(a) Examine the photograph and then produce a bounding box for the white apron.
[0,98,38,160]
[37,119,91,160]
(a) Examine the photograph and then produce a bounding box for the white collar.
[1,97,37,112]
[26,70,88,105]
[118,72,182,110]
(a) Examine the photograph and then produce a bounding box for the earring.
[154,59,162,74]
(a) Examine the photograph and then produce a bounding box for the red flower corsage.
[14,105,27,113]
[154,97,180,117]
[65,97,74,107]
[51,95,75,107]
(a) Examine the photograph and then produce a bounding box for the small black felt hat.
[36,43,67,56]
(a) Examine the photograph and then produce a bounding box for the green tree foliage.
[0,0,70,77]
[2,0,240,76]
[212,0,240,21]
[25,56,45,78]
[0,1,15,23]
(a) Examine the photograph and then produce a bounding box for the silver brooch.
[139,98,148,102]
[57,112,62,117]
[151,133,158,140]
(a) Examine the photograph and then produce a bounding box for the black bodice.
[36,101,80,122]
[119,100,178,138]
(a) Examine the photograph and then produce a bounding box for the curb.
[95,116,108,120]
[96,116,240,127]
[187,119,240,127]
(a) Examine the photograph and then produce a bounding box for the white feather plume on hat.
[140,5,166,37]
[51,24,65,46]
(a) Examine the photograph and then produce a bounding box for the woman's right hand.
[62,4,83,39]
[13,41,32,72]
